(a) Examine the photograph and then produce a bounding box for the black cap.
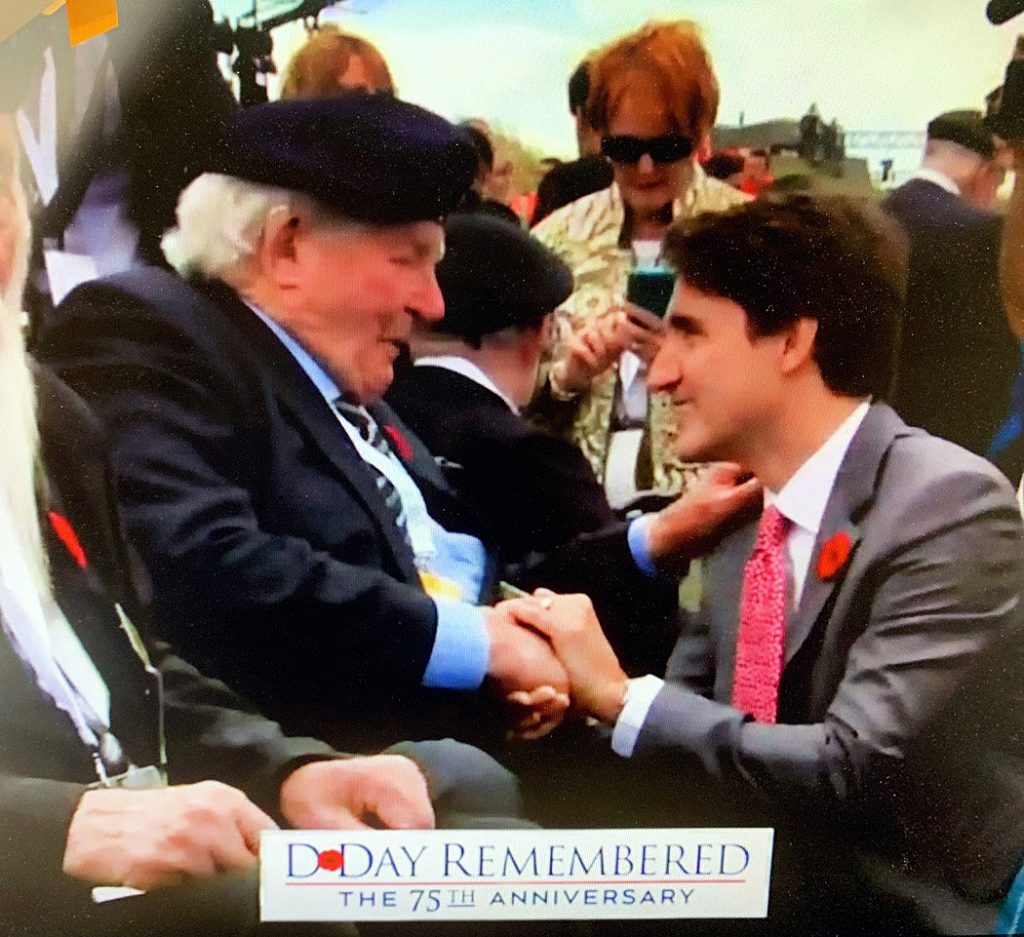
[435,214,573,341]
[926,109,996,159]
[207,93,477,224]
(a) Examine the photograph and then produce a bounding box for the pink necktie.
[732,506,791,723]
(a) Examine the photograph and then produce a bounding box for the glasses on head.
[601,134,693,165]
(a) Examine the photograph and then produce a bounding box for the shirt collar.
[415,355,520,414]
[245,303,341,404]
[765,400,871,536]
[908,167,961,197]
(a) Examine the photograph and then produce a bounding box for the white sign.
[260,828,774,922]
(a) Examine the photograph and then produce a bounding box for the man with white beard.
[0,112,525,937]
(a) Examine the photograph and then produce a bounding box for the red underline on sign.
[286,879,748,887]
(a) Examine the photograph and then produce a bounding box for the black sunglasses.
[601,134,693,164]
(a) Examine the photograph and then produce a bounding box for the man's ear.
[779,317,819,376]
[259,210,304,289]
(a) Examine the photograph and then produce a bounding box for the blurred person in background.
[455,122,522,225]
[531,59,613,226]
[883,109,1018,463]
[389,213,616,562]
[702,148,745,188]
[530,20,749,509]
[1,0,236,335]
[739,147,774,196]
[279,24,395,97]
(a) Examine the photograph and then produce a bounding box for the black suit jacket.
[882,178,1018,458]
[41,269,674,751]
[2,367,345,931]
[387,364,616,561]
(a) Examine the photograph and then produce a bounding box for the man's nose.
[647,341,678,394]
[637,153,656,174]
[412,271,445,323]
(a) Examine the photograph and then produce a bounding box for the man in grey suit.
[511,195,1024,934]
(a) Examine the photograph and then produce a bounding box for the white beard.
[0,297,51,601]
[1,161,29,312]
[0,120,51,602]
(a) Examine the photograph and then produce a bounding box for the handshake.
[483,464,761,739]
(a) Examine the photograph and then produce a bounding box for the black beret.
[926,109,995,159]
[435,214,573,341]
[207,93,478,224]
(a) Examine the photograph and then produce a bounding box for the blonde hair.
[280,26,395,98]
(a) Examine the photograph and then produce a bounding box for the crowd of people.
[2,3,1024,936]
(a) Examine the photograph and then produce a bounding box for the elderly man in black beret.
[389,213,617,561]
[0,108,529,937]
[40,93,753,757]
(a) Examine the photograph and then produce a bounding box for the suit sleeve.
[39,282,441,697]
[635,465,1024,811]
[511,523,680,676]
[454,413,617,557]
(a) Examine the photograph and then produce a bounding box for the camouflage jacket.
[530,170,750,494]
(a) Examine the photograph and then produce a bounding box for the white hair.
[0,128,49,598]
[0,300,50,598]
[161,173,364,281]
[2,174,29,311]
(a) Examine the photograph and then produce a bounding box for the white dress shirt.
[415,355,519,413]
[611,401,872,757]
[906,167,961,197]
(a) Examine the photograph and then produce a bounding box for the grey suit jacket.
[636,403,1024,926]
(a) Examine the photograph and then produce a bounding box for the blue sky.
[211,0,1023,164]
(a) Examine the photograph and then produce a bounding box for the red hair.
[586,21,720,141]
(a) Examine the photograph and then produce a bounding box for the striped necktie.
[333,399,410,544]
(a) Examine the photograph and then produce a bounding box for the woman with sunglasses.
[530,21,749,507]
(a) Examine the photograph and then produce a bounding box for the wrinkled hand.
[485,603,570,739]
[647,463,762,563]
[506,591,628,726]
[551,308,661,395]
[280,755,435,831]
[63,781,277,891]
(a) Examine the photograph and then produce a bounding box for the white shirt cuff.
[610,674,665,758]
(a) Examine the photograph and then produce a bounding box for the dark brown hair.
[663,194,908,398]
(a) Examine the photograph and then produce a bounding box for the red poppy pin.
[816,530,853,581]
[384,425,414,461]
[47,511,88,569]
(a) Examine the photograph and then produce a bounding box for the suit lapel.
[784,403,906,664]
[43,492,160,765]
[206,287,423,582]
